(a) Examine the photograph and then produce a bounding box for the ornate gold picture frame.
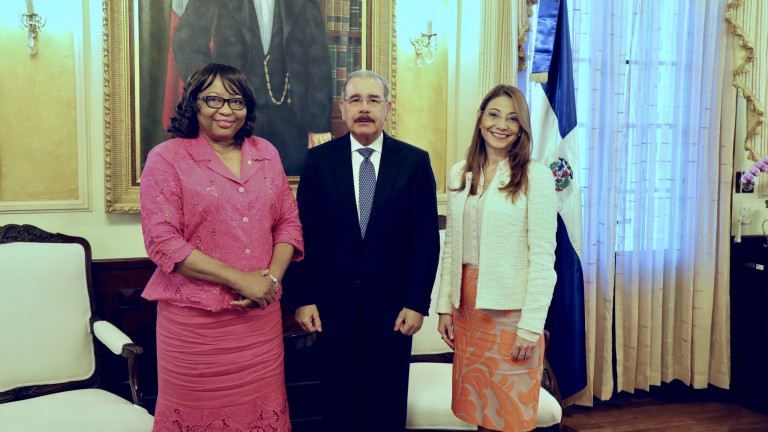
[103,0,396,213]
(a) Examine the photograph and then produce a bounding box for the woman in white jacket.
[436,85,557,432]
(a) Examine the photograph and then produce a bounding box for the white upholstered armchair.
[0,224,153,431]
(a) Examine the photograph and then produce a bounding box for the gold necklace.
[263,54,291,105]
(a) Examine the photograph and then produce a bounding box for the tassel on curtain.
[517,0,538,71]
[725,0,767,162]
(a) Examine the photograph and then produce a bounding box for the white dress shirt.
[351,134,383,222]
[253,0,275,54]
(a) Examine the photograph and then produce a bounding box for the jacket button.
[500,180,506,186]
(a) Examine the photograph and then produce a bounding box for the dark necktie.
[357,147,376,238]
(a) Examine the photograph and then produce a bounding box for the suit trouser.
[317,327,413,432]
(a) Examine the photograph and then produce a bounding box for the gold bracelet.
[266,273,280,289]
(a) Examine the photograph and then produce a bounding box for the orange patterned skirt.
[451,265,545,432]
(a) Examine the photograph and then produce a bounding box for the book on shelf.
[329,44,338,100]
[336,44,348,99]
[325,0,365,100]
[349,0,361,32]
[325,0,335,32]
[341,0,350,31]
[327,0,346,31]
[330,0,344,31]
[327,0,363,33]
[351,45,361,72]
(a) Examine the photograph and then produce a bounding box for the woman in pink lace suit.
[140,63,303,431]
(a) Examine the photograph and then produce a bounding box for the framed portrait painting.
[104,0,396,213]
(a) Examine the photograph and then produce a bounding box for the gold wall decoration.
[1,0,89,213]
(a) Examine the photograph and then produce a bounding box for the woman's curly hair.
[167,63,257,146]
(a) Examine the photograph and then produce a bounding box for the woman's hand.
[230,297,257,308]
[512,335,537,361]
[231,269,279,308]
[437,314,455,350]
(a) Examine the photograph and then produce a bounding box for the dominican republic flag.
[530,0,587,401]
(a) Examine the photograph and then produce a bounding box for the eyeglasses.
[481,110,520,127]
[344,97,385,107]
[198,95,247,110]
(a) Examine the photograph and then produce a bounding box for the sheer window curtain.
[524,0,733,404]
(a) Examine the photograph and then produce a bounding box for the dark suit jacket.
[172,0,332,134]
[294,133,440,338]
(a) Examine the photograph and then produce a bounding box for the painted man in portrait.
[170,0,333,176]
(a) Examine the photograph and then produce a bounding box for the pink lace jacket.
[140,135,304,311]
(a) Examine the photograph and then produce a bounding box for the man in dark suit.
[294,70,440,432]
[171,0,332,176]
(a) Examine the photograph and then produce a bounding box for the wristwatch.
[266,273,280,289]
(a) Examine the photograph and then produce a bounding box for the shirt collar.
[350,133,384,155]
[186,136,215,161]
[496,158,511,173]
[475,158,511,185]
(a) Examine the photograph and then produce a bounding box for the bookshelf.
[321,0,370,138]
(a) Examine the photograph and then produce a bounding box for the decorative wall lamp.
[20,0,46,56]
[409,20,438,67]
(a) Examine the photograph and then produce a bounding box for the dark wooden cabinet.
[284,334,323,431]
[283,305,324,430]
[730,236,768,411]
[91,259,321,425]
[91,259,159,410]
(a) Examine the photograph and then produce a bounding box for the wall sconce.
[409,20,438,67]
[20,0,46,56]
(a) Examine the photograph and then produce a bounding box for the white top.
[253,0,275,53]
[459,167,538,342]
[351,134,383,220]
[437,159,558,336]
[462,178,487,266]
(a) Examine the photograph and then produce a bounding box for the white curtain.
[523,0,733,403]
[611,0,731,394]
[478,0,521,92]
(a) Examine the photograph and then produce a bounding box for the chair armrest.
[92,320,145,407]
[93,320,133,355]
[410,352,454,363]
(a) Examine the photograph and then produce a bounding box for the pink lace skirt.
[153,301,291,431]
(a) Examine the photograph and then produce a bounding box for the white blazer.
[436,159,558,335]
